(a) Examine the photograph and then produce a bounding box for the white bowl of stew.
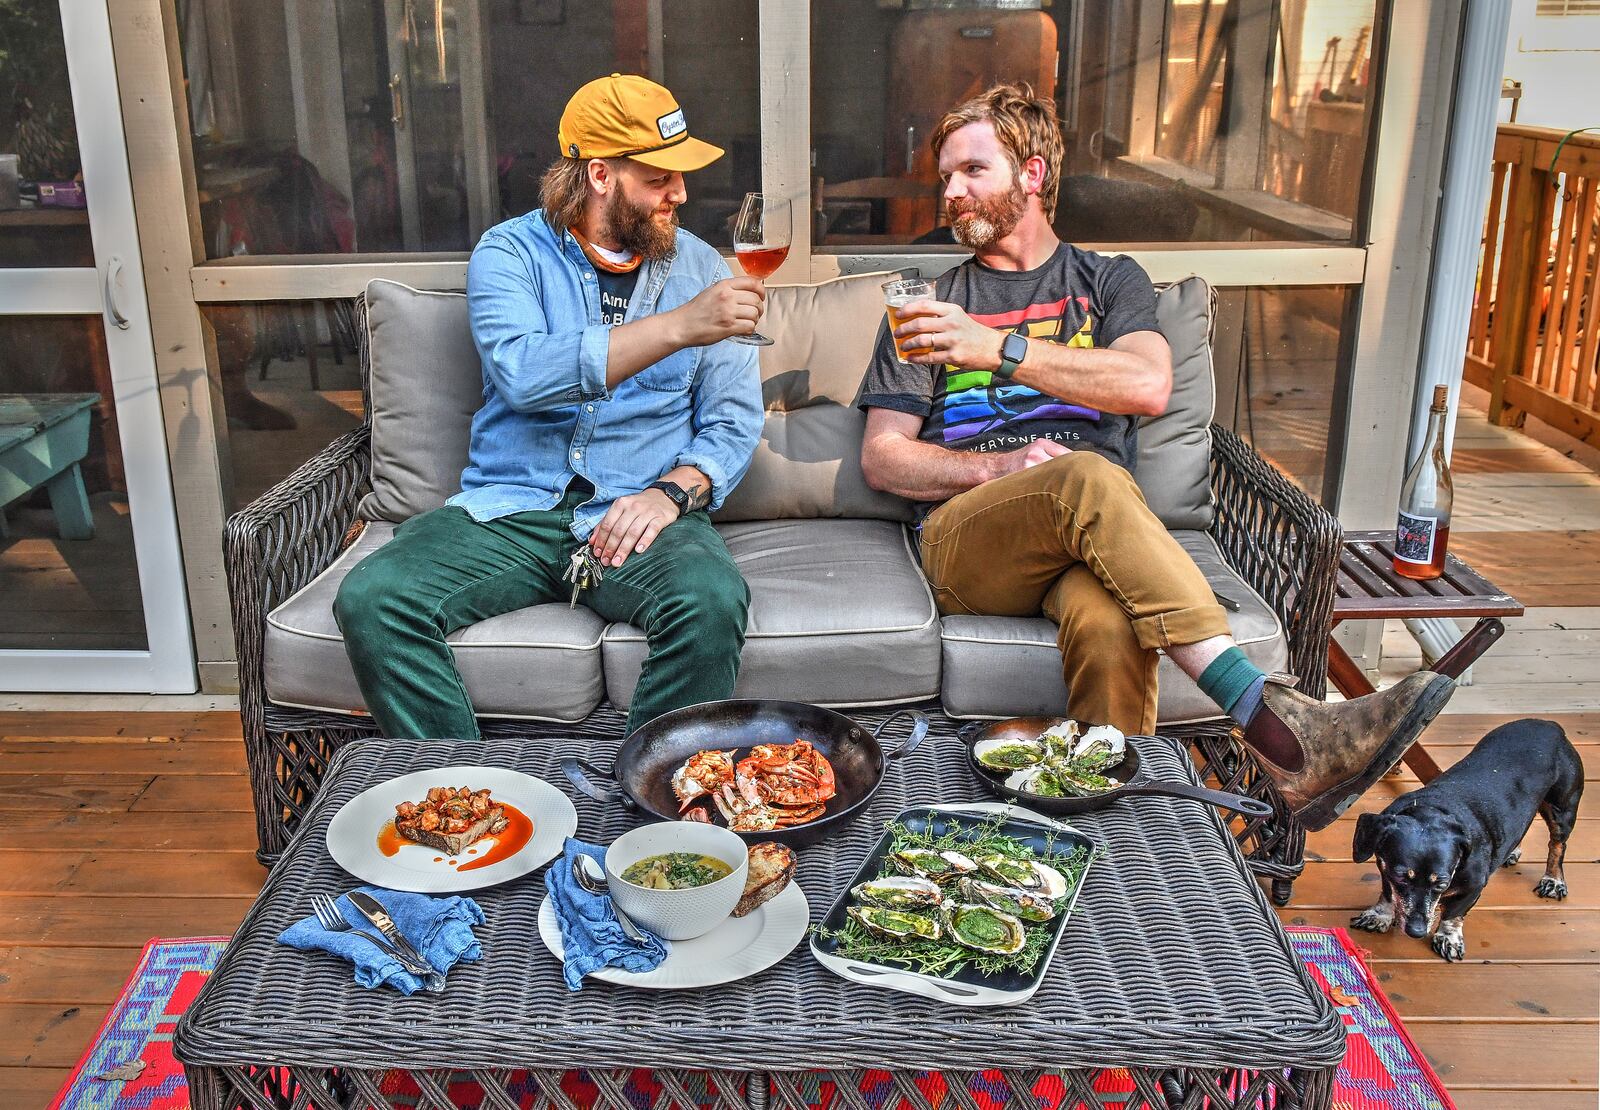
[603,821,749,940]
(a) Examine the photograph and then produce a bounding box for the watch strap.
[647,480,691,516]
[997,331,1028,380]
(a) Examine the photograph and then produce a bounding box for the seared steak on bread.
[394,786,507,855]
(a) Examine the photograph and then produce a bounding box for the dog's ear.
[1441,816,1475,879]
[1352,812,1390,863]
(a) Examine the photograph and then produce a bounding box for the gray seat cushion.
[938,530,1286,724]
[263,523,607,722]
[604,519,940,709]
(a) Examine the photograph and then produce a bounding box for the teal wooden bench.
[0,393,98,540]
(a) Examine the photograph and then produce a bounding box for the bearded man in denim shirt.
[335,75,766,738]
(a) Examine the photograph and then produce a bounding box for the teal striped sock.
[1196,647,1268,724]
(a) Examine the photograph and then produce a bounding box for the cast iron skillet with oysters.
[960,718,1273,818]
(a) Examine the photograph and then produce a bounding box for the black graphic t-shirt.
[857,243,1160,478]
[597,265,639,327]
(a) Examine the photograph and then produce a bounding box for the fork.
[309,893,440,984]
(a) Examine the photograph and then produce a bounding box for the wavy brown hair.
[540,157,592,232]
[930,83,1064,221]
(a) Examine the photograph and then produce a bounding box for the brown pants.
[919,451,1232,734]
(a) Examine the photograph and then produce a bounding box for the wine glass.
[730,192,791,346]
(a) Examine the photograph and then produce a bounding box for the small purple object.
[38,180,86,209]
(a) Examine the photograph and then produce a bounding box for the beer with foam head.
[882,278,935,363]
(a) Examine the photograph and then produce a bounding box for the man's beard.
[603,188,678,260]
[948,181,1027,249]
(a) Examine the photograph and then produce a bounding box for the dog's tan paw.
[1534,876,1568,900]
[1431,919,1466,961]
[1351,902,1395,933]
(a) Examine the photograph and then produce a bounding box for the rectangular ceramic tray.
[809,801,1095,1007]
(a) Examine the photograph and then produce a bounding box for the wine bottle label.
[1395,511,1437,565]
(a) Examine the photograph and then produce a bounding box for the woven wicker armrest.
[224,424,372,857]
[1207,423,1341,697]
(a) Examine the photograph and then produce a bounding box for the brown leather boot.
[1241,671,1457,830]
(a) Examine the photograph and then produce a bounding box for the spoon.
[571,854,648,942]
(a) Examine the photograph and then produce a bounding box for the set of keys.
[563,547,606,608]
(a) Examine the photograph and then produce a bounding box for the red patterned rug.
[50,927,1454,1109]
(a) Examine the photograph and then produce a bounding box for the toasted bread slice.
[398,808,507,855]
[733,841,796,917]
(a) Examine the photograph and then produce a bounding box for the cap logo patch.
[657,108,687,141]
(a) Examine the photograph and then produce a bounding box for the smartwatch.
[996,331,1029,380]
[648,480,692,517]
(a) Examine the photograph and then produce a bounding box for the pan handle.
[558,756,632,808]
[873,709,930,760]
[955,721,984,744]
[1120,780,1274,819]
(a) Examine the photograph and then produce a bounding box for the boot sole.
[1293,674,1458,831]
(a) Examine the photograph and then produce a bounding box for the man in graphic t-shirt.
[857,84,1455,830]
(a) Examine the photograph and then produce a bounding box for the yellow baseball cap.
[557,74,724,173]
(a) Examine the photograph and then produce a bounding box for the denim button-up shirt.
[448,209,763,540]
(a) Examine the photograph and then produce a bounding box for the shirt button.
[583,272,594,281]
[572,450,582,459]
[585,405,595,413]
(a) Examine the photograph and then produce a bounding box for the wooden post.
[1486,138,1539,425]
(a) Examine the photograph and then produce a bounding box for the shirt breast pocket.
[632,346,699,393]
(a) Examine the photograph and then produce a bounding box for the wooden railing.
[1466,123,1600,447]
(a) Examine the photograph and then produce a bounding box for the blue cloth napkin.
[278,886,486,995]
[547,837,670,991]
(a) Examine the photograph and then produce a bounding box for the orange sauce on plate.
[459,804,534,871]
[376,804,535,872]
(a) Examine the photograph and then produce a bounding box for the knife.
[347,890,443,986]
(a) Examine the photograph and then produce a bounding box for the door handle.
[905,125,916,174]
[103,256,130,330]
[390,73,405,128]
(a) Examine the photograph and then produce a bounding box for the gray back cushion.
[355,271,1215,529]
[358,279,478,522]
[713,270,914,523]
[1136,275,1216,530]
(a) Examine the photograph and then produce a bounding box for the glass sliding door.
[0,0,195,691]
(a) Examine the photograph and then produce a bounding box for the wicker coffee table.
[177,735,1344,1109]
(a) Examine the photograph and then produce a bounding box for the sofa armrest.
[1207,423,1341,698]
[224,424,372,848]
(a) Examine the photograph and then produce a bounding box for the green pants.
[333,489,749,738]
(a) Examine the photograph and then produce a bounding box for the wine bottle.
[1393,385,1454,580]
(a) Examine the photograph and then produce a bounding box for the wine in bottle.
[1393,384,1454,580]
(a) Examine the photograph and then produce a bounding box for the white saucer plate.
[537,882,810,989]
[326,765,576,892]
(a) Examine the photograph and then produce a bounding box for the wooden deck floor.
[2,396,1598,1106]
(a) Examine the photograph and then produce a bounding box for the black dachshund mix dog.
[1350,718,1582,961]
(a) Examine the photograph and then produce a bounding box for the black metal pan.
[561,700,929,847]
[959,717,1273,819]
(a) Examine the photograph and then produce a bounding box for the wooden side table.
[1331,530,1524,782]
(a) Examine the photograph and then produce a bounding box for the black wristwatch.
[996,331,1029,380]
[648,480,692,518]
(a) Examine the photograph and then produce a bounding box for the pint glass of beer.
[882,278,935,364]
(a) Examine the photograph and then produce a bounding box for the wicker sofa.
[225,270,1341,903]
